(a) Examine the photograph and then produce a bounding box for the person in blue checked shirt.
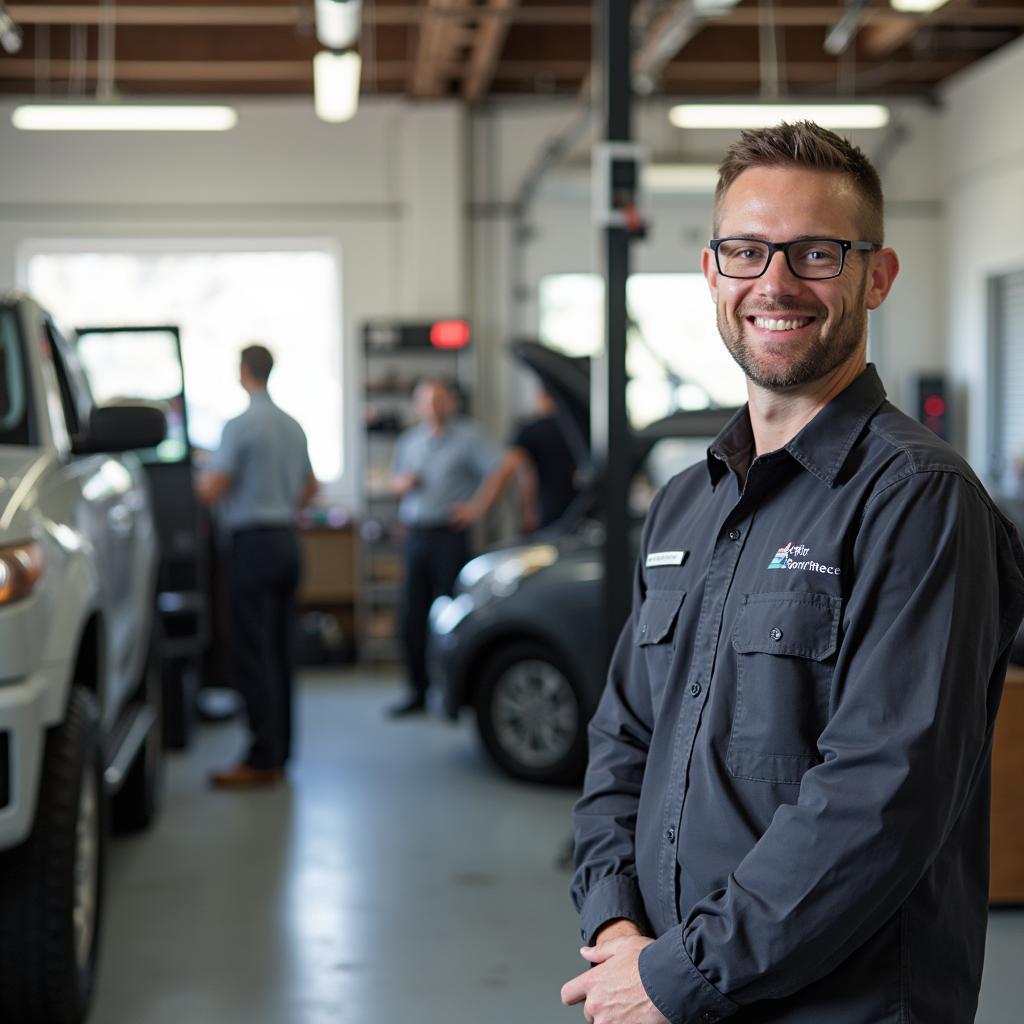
[561,123,1024,1024]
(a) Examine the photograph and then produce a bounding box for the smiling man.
[562,123,1024,1024]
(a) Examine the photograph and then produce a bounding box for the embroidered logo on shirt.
[768,542,841,576]
[646,550,689,568]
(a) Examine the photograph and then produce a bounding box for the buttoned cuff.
[638,926,738,1024]
[577,875,649,945]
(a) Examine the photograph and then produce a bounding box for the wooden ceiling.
[0,1,1021,103]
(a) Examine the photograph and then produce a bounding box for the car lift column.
[594,0,635,656]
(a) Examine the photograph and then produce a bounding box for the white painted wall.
[0,97,468,503]
[940,34,1024,476]
[1,59,1018,500]
[469,98,946,426]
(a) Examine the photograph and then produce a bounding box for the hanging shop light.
[668,103,890,130]
[313,50,362,123]
[12,104,239,132]
[315,0,363,50]
[890,0,950,12]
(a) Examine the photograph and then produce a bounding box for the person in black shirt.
[483,386,581,534]
[561,122,1024,1024]
[509,386,581,531]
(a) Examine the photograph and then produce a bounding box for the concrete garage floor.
[93,670,1024,1024]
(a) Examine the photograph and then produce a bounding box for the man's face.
[416,382,455,426]
[702,166,895,392]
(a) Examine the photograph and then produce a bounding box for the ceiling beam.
[634,0,742,93]
[0,57,970,86]
[859,0,977,58]
[462,0,517,104]
[410,0,475,99]
[860,15,918,58]
[7,3,1024,29]
[4,4,594,28]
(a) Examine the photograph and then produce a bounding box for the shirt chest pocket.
[726,592,841,786]
[635,589,686,714]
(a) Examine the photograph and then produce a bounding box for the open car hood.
[509,338,741,479]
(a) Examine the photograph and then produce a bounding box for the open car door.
[74,325,209,749]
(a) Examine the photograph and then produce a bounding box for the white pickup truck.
[0,294,166,1024]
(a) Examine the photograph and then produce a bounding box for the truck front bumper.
[0,664,65,850]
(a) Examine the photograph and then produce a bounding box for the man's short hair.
[241,344,274,383]
[713,121,885,243]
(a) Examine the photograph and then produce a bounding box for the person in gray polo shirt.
[198,344,318,787]
[389,377,503,716]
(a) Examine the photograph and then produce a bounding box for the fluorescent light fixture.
[11,104,238,132]
[314,50,361,123]
[315,0,362,50]
[643,163,719,193]
[890,0,950,12]
[668,103,890,130]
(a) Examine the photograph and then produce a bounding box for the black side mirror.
[76,403,167,454]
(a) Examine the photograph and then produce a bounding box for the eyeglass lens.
[717,239,844,279]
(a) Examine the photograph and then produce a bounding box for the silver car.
[0,294,166,1024]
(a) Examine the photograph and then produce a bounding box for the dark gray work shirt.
[209,391,312,533]
[392,418,500,527]
[571,365,1024,1024]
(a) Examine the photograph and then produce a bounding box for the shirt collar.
[706,364,887,488]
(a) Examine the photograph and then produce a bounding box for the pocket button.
[769,626,783,642]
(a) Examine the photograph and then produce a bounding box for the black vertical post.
[595,0,633,656]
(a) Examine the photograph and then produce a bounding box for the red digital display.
[430,320,471,350]
[923,395,946,418]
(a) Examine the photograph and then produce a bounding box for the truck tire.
[474,641,587,786]
[112,628,165,833]
[0,686,106,1024]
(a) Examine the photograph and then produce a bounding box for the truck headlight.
[0,541,44,605]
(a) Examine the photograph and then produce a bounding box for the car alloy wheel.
[475,641,587,785]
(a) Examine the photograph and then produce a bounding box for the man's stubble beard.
[717,277,868,391]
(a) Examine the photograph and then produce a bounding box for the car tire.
[0,686,106,1024]
[112,627,165,833]
[474,641,587,785]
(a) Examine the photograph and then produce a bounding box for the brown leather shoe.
[208,763,284,789]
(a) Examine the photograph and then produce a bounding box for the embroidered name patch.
[646,550,689,568]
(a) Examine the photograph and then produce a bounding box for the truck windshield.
[0,308,32,445]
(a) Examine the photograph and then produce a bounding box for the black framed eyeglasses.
[709,237,880,280]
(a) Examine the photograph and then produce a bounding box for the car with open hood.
[428,340,738,785]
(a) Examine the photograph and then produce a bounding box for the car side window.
[0,308,33,445]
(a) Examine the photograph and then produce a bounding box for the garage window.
[24,247,343,483]
[538,273,746,428]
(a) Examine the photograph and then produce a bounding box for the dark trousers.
[400,526,469,699]
[225,527,301,769]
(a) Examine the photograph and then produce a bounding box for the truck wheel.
[112,629,165,833]
[474,641,587,786]
[0,686,106,1024]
